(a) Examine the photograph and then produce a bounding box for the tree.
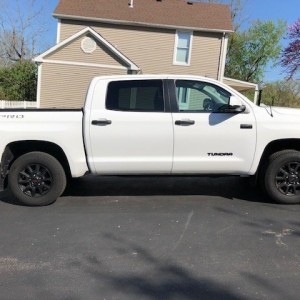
[225,20,286,82]
[0,0,48,65]
[281,18,300,79]
[242,80,300,107]
[0,0,48,101]
[199,1,286,82]
[262,80,300,107]
[0,60,37,101]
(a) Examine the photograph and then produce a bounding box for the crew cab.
[1,75,300,205]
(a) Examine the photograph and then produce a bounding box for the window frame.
[105,79,168,113]
[173,30,193,66]
[170,79,233,113]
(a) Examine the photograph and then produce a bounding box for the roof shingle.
[53,0,233,32]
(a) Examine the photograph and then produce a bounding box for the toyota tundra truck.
[1,75,300,206]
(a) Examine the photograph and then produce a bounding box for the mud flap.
[0,147,14,191]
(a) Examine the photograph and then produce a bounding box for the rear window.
[106,80,164,112]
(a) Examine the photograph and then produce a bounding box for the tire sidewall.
[8,152,66,206]
[265,152,300,204]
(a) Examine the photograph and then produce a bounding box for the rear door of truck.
[86,79,173,174]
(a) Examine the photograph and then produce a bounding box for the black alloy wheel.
[275,161,300,196]
[18,163,53,197]
[8,152,66,206]
[264,150,300,204]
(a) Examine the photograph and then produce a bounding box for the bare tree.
[0,0,48,65]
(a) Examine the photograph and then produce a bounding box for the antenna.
[270,98,275,117]
[128,0,134,8]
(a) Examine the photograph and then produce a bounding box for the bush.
[242,81,300,108]
[262,81,300,107]
[0,60,37,101]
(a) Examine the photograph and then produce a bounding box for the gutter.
[53,14,234,34]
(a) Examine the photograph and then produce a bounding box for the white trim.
[36,64,42,108]
[34,27,140,71]
[173,30,193,66]
[223,77,257,98]
[56,19,61,44]
[223,77,257,88]
[53,14,234,33]
[218,33,228,81]
[41,59,128,70]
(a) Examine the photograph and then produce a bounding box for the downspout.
[56,19,61,44]
[218,32,228,82]
[36,63,42,108]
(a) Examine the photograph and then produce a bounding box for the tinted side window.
[175,80,231,112]
[106,80,164,112]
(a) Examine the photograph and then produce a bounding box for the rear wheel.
[263,150,300,204]
[8,152,66,206]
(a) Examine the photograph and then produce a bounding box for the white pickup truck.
[1,75,300,206]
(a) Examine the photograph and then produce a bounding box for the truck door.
[169,79,256,174]
[86,79,173,174]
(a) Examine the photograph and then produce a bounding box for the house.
[35,0,256,108]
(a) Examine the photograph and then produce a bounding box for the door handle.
[92,119,112,126]
[175,119,195,126]
[240,124,253,129]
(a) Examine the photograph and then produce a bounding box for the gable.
[45,34,129,68]
[54,0,233,33]
[35,27,140,71]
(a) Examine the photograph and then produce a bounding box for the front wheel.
[263,151,300,204]
[8,152,66,206]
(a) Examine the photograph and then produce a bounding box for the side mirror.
[214,95,246,113]
[229,95,242,106]
[215,104,246,114]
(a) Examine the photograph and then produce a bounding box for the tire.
[263,150,300,204]
[8,152,66,206]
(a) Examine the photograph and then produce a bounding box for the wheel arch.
[1,140,71,190]
[255,139,300,181]
[259,139,300,167]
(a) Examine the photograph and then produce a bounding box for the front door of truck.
[169,79,256,174]
[87,79,173,174]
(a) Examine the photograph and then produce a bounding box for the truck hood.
[272,106,300,117]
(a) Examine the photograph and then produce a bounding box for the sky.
[245,0,300,81]
[5,0,300,82]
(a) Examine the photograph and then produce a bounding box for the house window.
[177,87,191,110]
[174,31,192,65]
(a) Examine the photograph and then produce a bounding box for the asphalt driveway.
[0,176,299,300]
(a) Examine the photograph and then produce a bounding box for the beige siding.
[60,21,92,41]
[60,20,222,78]
[40,63,126,108]
[46,34,127,67]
